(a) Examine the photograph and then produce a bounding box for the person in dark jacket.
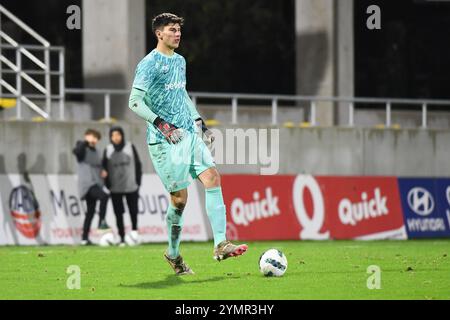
[73,128,110,245]
[102,126,142,246]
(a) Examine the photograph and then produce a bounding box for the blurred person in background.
[102,126,142,246]
[73,128,110,245]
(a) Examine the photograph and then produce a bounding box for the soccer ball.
[124,230,140,246]
[99,232,116,247]
[259,249,288,277]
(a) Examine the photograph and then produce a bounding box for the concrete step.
[0,100,93,121]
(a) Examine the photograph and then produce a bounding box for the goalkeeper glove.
[195,118,215,145]
[153,117,184,144]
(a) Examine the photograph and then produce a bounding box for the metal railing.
[190,92,450,128]
[65,88,129,121]
[0,4,64,119]
[63,88,450,128]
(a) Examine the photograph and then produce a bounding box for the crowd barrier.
[1,174,449,245]
[222,175,450,240]
[0,174,208,245]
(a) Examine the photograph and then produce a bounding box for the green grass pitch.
[1,240,449,300]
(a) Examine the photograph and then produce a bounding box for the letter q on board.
[292,175,329,240]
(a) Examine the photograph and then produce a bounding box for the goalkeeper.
[128,13,247,275]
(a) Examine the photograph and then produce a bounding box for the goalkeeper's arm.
[128,87,183,144]
[128,87,158,123]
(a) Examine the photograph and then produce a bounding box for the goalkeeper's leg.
[199,167,248,261]
[164,189,194,275]
[166,189,187,259]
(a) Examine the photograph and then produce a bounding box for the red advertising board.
[221,175,300,240]
[318,176,405,239]
[221,175,406,240]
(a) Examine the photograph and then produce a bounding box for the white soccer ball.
[124,230,140,246]
[99,232,116,247]
[259,249,288,277]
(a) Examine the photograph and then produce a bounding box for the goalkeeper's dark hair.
[84,128,101,140]
[152,13,184,36]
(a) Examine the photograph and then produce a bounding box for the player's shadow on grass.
[120,274,236,290]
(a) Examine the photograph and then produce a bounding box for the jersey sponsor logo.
[164,81,186,91]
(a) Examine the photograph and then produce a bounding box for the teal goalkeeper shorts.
[148,130,215,193]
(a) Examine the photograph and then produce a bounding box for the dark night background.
[355,0,450,100]
[1,0,450,99]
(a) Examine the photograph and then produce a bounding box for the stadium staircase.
[0,4,65,121]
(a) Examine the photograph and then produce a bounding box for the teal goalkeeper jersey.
[132,49,198,144]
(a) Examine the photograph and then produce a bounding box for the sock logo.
[230,188,280,226]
